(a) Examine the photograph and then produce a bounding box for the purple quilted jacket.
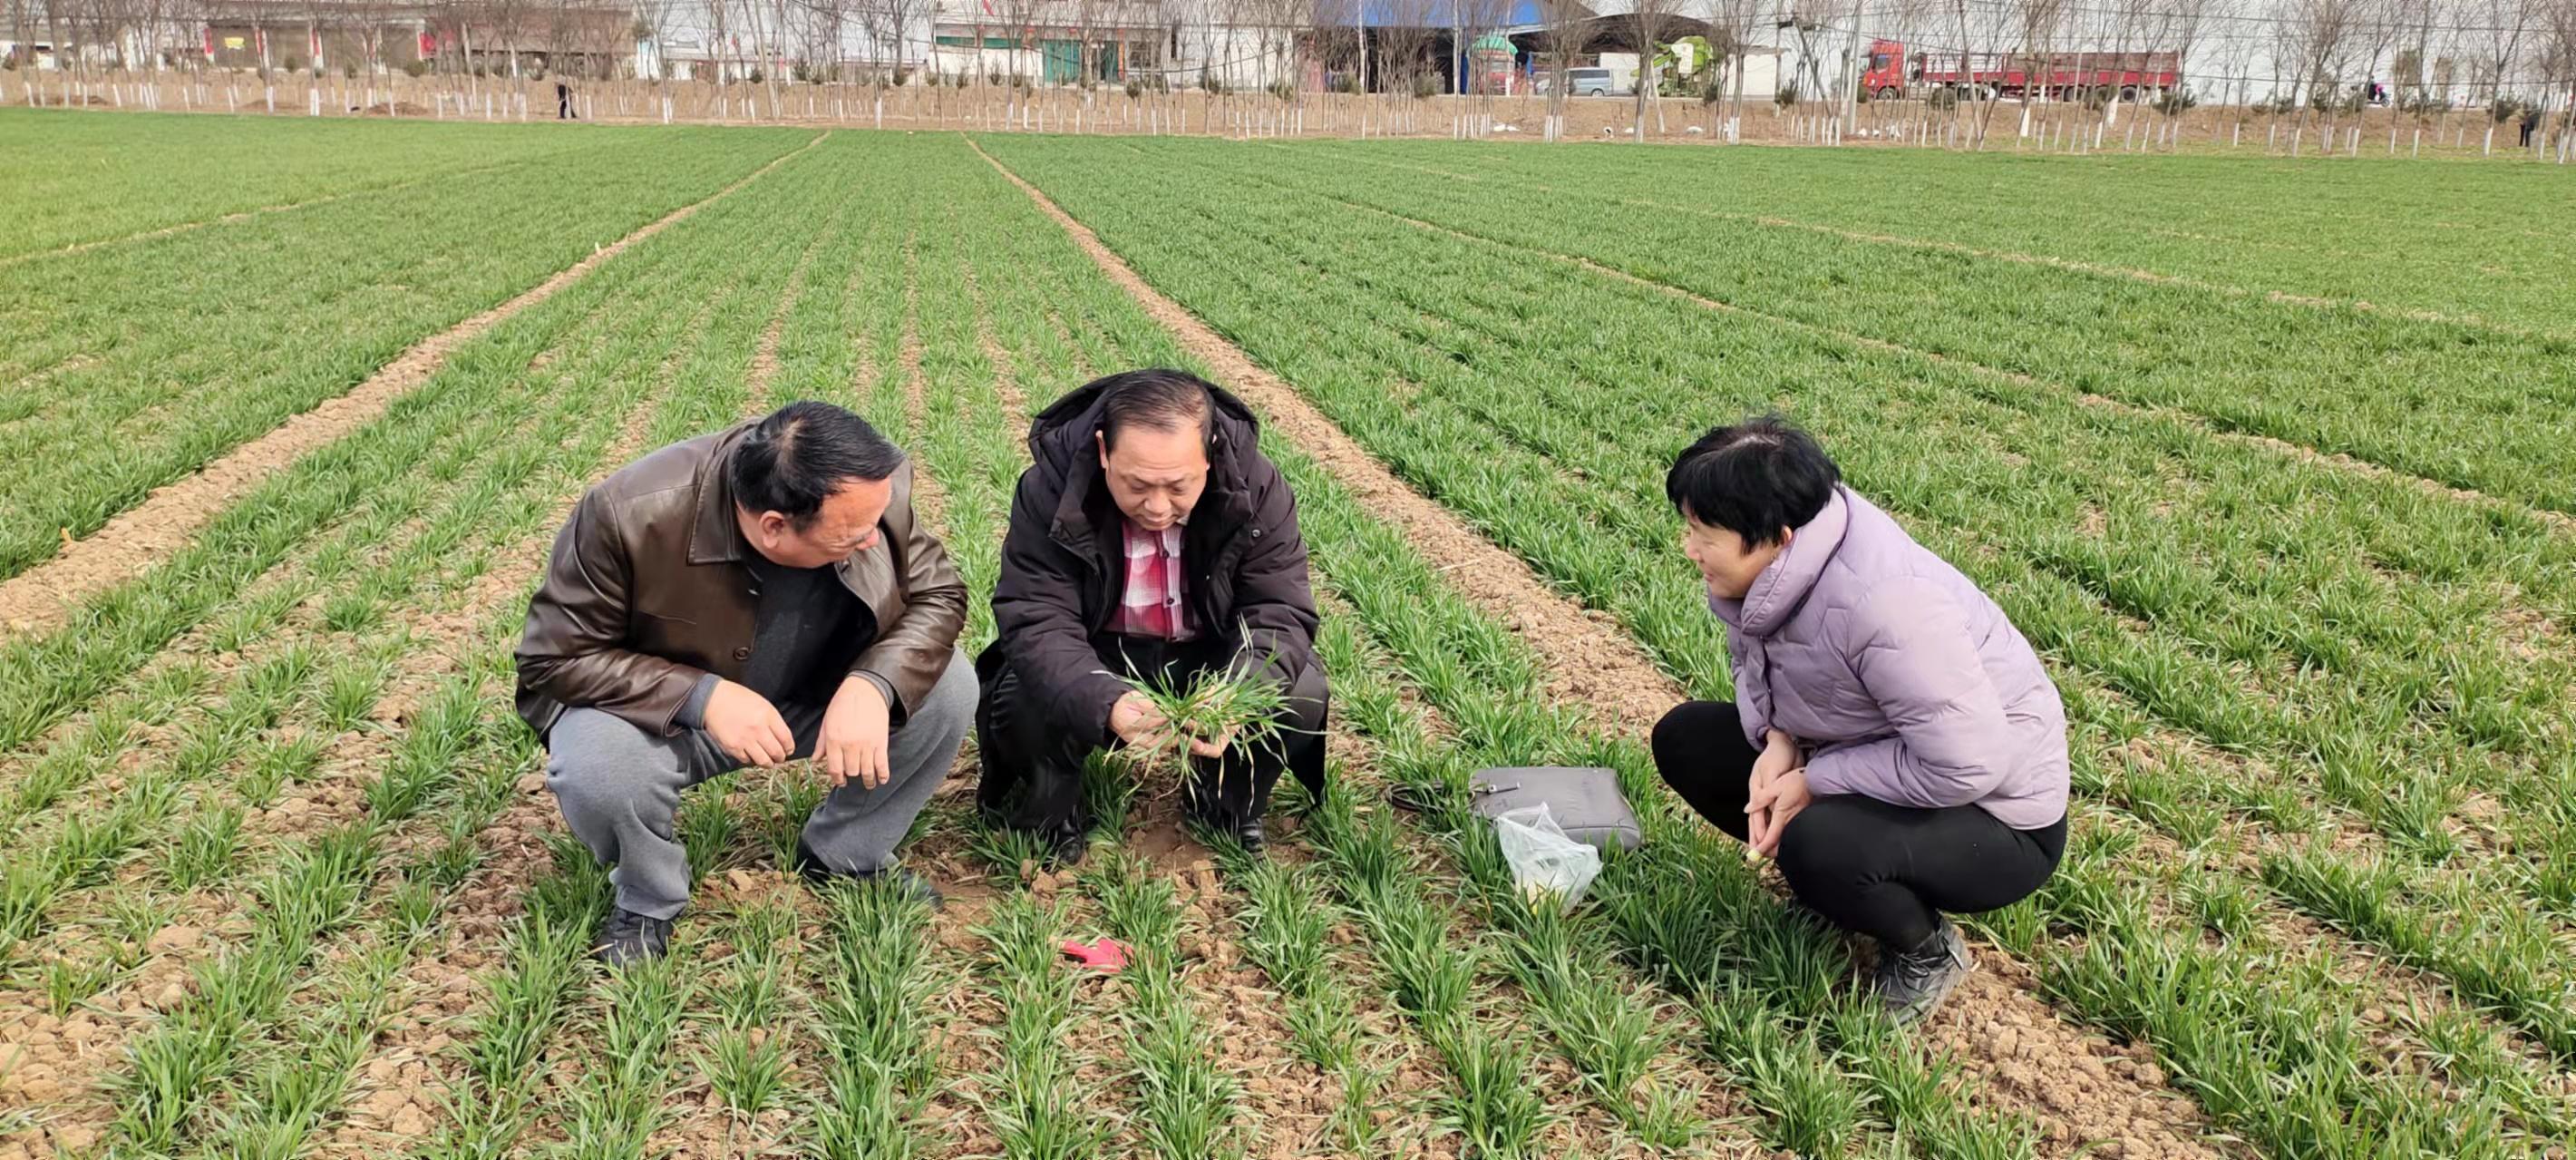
[1710,485,2069,829]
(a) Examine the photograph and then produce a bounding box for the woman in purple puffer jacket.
[1652,416,2071,1025]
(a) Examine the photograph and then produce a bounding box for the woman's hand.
[1746,766,1813,858]
[1745,729,1800,850]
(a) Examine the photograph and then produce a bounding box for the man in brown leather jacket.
[516,401,972,965]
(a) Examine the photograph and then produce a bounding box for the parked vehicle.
[1542,67,1628,97]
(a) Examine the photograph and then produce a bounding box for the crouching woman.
[1652,416,2070,1025]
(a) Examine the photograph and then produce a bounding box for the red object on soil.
[1059,936,1130,972]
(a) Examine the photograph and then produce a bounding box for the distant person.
[2519,107,2539,148]
[516,402,972,966]
[976,369,1326,863]
[556,80,575,120]
[1651,416,2069,1026]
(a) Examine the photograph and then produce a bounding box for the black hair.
[729,401,903,528]
[1665,415,1841,548]
[1094,368,1215,452]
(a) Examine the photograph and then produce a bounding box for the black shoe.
[1233,820,1266,856]
[793,838,839,885]
[798,839,944,909]
[1040,823,1090,868]
[1874,918,1974,1027]
[594,906,673,968]
[859,866,944,910]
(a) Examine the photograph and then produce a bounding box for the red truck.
[1862,40,2181,102]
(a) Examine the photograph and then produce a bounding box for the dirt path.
[972,135,2235,1160]
[739,187,851,421]
[0,132,827,641]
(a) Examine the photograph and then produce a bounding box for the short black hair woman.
[1653,416,2071,1025]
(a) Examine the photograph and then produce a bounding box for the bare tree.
[1781,1,1832,109]
[1536,0,1582,139]
[1628,0,1677,136]
[6,0,35,74]
[2471,0,2538,110]
[1375,0,1434,109]
[988,0,1037,95]
[1310,0,1356,86]
[1453,0,1508,131]
[2275,0,2363,134]
[860,0,925,79]
[2542,0,2575,144]
[2165,0,2221,114]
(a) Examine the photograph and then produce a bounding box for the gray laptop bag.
[1467,766,1642,852]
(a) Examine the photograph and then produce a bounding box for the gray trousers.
[545,649,975,920]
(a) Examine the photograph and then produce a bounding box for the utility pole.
[1842,0,1864,127]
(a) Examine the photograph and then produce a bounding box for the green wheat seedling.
[713,903,793,1029]
[811,874,942,1160]
[316,657,393,734]
[704,1028,792,1117]
[1080,750,1142,838]
[1426,1020,1550,1159]
[205,580,316,655]
[238,732,326,808]
[967,813,1064,878]
[45,952,119,1016]
[0,397,530,855]
[165,806,246,891]
[558,955,695,1158]
[970,892,1113,1160]
[753,771,831,869]
[0,125,802,590]
[1291,773,1561,1155]
[0,302,582,760]
[100,889,180,950]
[207,930,418,1158]
[1208,839,1400,1146]
[1697,989,1867,1158]
[1104,656,1308,823]
[677,790,743,886]
[1089,853,1244,1160]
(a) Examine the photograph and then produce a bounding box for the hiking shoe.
[797,839,944,909]
[1036,822,1090,868]
[793,837,841,885]
[1874,918,1974,1026]
[859,866,944,910]
[594,906,673,968]
[1233,819,1267,856]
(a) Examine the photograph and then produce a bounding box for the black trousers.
[1651,700,2066,950]
[974,634,1327,840]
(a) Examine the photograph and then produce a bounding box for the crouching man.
[516,401,974,965]
[977,369,1326,863]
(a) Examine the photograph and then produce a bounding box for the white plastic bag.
[1493,804,1602,914]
